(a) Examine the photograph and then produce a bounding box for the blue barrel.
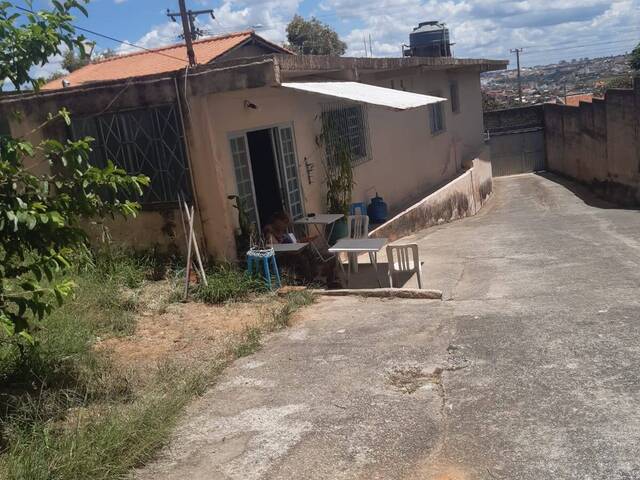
[367,193,388,223]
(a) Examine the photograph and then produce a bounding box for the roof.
[277,55,508,78]
[281,81,446,111]
[43,31,290,90]
[564,93,595,106]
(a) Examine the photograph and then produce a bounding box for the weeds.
[233,327,263,358]
[0,250,314,480]
[232,290,315,358]
[192,265,265,305]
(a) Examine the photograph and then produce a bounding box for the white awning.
[280,81,446,111]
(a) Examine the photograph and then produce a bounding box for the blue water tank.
[367,193,388,224]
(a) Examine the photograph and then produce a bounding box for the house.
[42,31,291,90]
[0,31,507,259]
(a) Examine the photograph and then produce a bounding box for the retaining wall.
[369,154,492,241]
[543,78,640,206]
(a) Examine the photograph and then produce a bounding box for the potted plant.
[227,195,255,260]
[324,143,355,243]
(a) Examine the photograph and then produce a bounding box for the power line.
[524,36,639,54]
[72,25,188,63]
[15,4,188,64]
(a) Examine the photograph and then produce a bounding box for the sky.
[28,0,640,78]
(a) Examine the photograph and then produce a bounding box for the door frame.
[227,122,305,226]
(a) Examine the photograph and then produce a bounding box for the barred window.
[429,100,446,135]
[70,104,191,208]
[321,103,371,166]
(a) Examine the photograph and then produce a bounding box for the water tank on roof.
[404,21,451,58]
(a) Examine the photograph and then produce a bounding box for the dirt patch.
[386,365,442,394]
[96,282,284,378]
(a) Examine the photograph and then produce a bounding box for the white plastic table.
[272,242,308,254]
[294,214,344,261]
[328,238,388,287]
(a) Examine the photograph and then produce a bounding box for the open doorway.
[229,124,304,232]
[246,128,283,229]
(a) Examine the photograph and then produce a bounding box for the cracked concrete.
[137,174,640,479]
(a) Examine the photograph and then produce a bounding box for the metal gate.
[490,128,546,177]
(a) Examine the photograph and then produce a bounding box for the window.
[429,101,446,135]
[71,104,191,208]
[321,104,371,166]
[449,81,460,113]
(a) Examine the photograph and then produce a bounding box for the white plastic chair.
[386,244,423,289]
[346,214,369,273]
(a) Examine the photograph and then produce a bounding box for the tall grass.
[192,264,266,304]
[0,252,314,480]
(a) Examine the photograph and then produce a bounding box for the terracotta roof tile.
[43,31,285,90]
[564,93,594,106]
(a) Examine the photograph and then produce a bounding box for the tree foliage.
[630,42,640,71]
[62,48,90,72]
[285,14,347,56]
[0,0,149,340]
[62,46,115,73]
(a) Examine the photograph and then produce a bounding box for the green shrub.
[192,265,266,304]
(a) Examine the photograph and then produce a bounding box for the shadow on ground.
[337,261,421,289]
[536,171,640,211]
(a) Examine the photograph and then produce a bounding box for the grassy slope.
[0,255,313,480]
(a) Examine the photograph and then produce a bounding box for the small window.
[321,104,371,166]
[428,101,446,135]
[449,81,460,113]
[390,79,395,89]
[400,79,405,91]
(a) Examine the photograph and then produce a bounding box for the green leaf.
[0,313,15,337]
[18,330,35,345]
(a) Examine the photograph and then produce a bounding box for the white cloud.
[118,22,183,53]
[125,0,640,66]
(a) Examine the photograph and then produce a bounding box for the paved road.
[138,174,640,480]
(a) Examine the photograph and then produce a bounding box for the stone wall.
[544,78,640,206]
[368,151,492,242]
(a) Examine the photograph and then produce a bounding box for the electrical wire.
[523,36,639,54]
[14,4,188,63]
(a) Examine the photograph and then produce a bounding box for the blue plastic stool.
[246,248,281,290]
[350,202,367,216]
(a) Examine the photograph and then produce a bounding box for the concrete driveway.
[138,173,640,479]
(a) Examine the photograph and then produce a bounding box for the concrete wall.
[368,151,493,241]
[544,79,640,205]
[365,67,486,165]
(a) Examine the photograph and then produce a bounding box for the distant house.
[562,93,596,107]
[1,31,507,259]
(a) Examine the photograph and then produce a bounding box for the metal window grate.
[321,102,372,167]
[429,102,446,134]
[71,104,191,208]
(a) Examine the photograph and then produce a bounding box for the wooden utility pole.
[510,48,523,103]
[166,1,215,67]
